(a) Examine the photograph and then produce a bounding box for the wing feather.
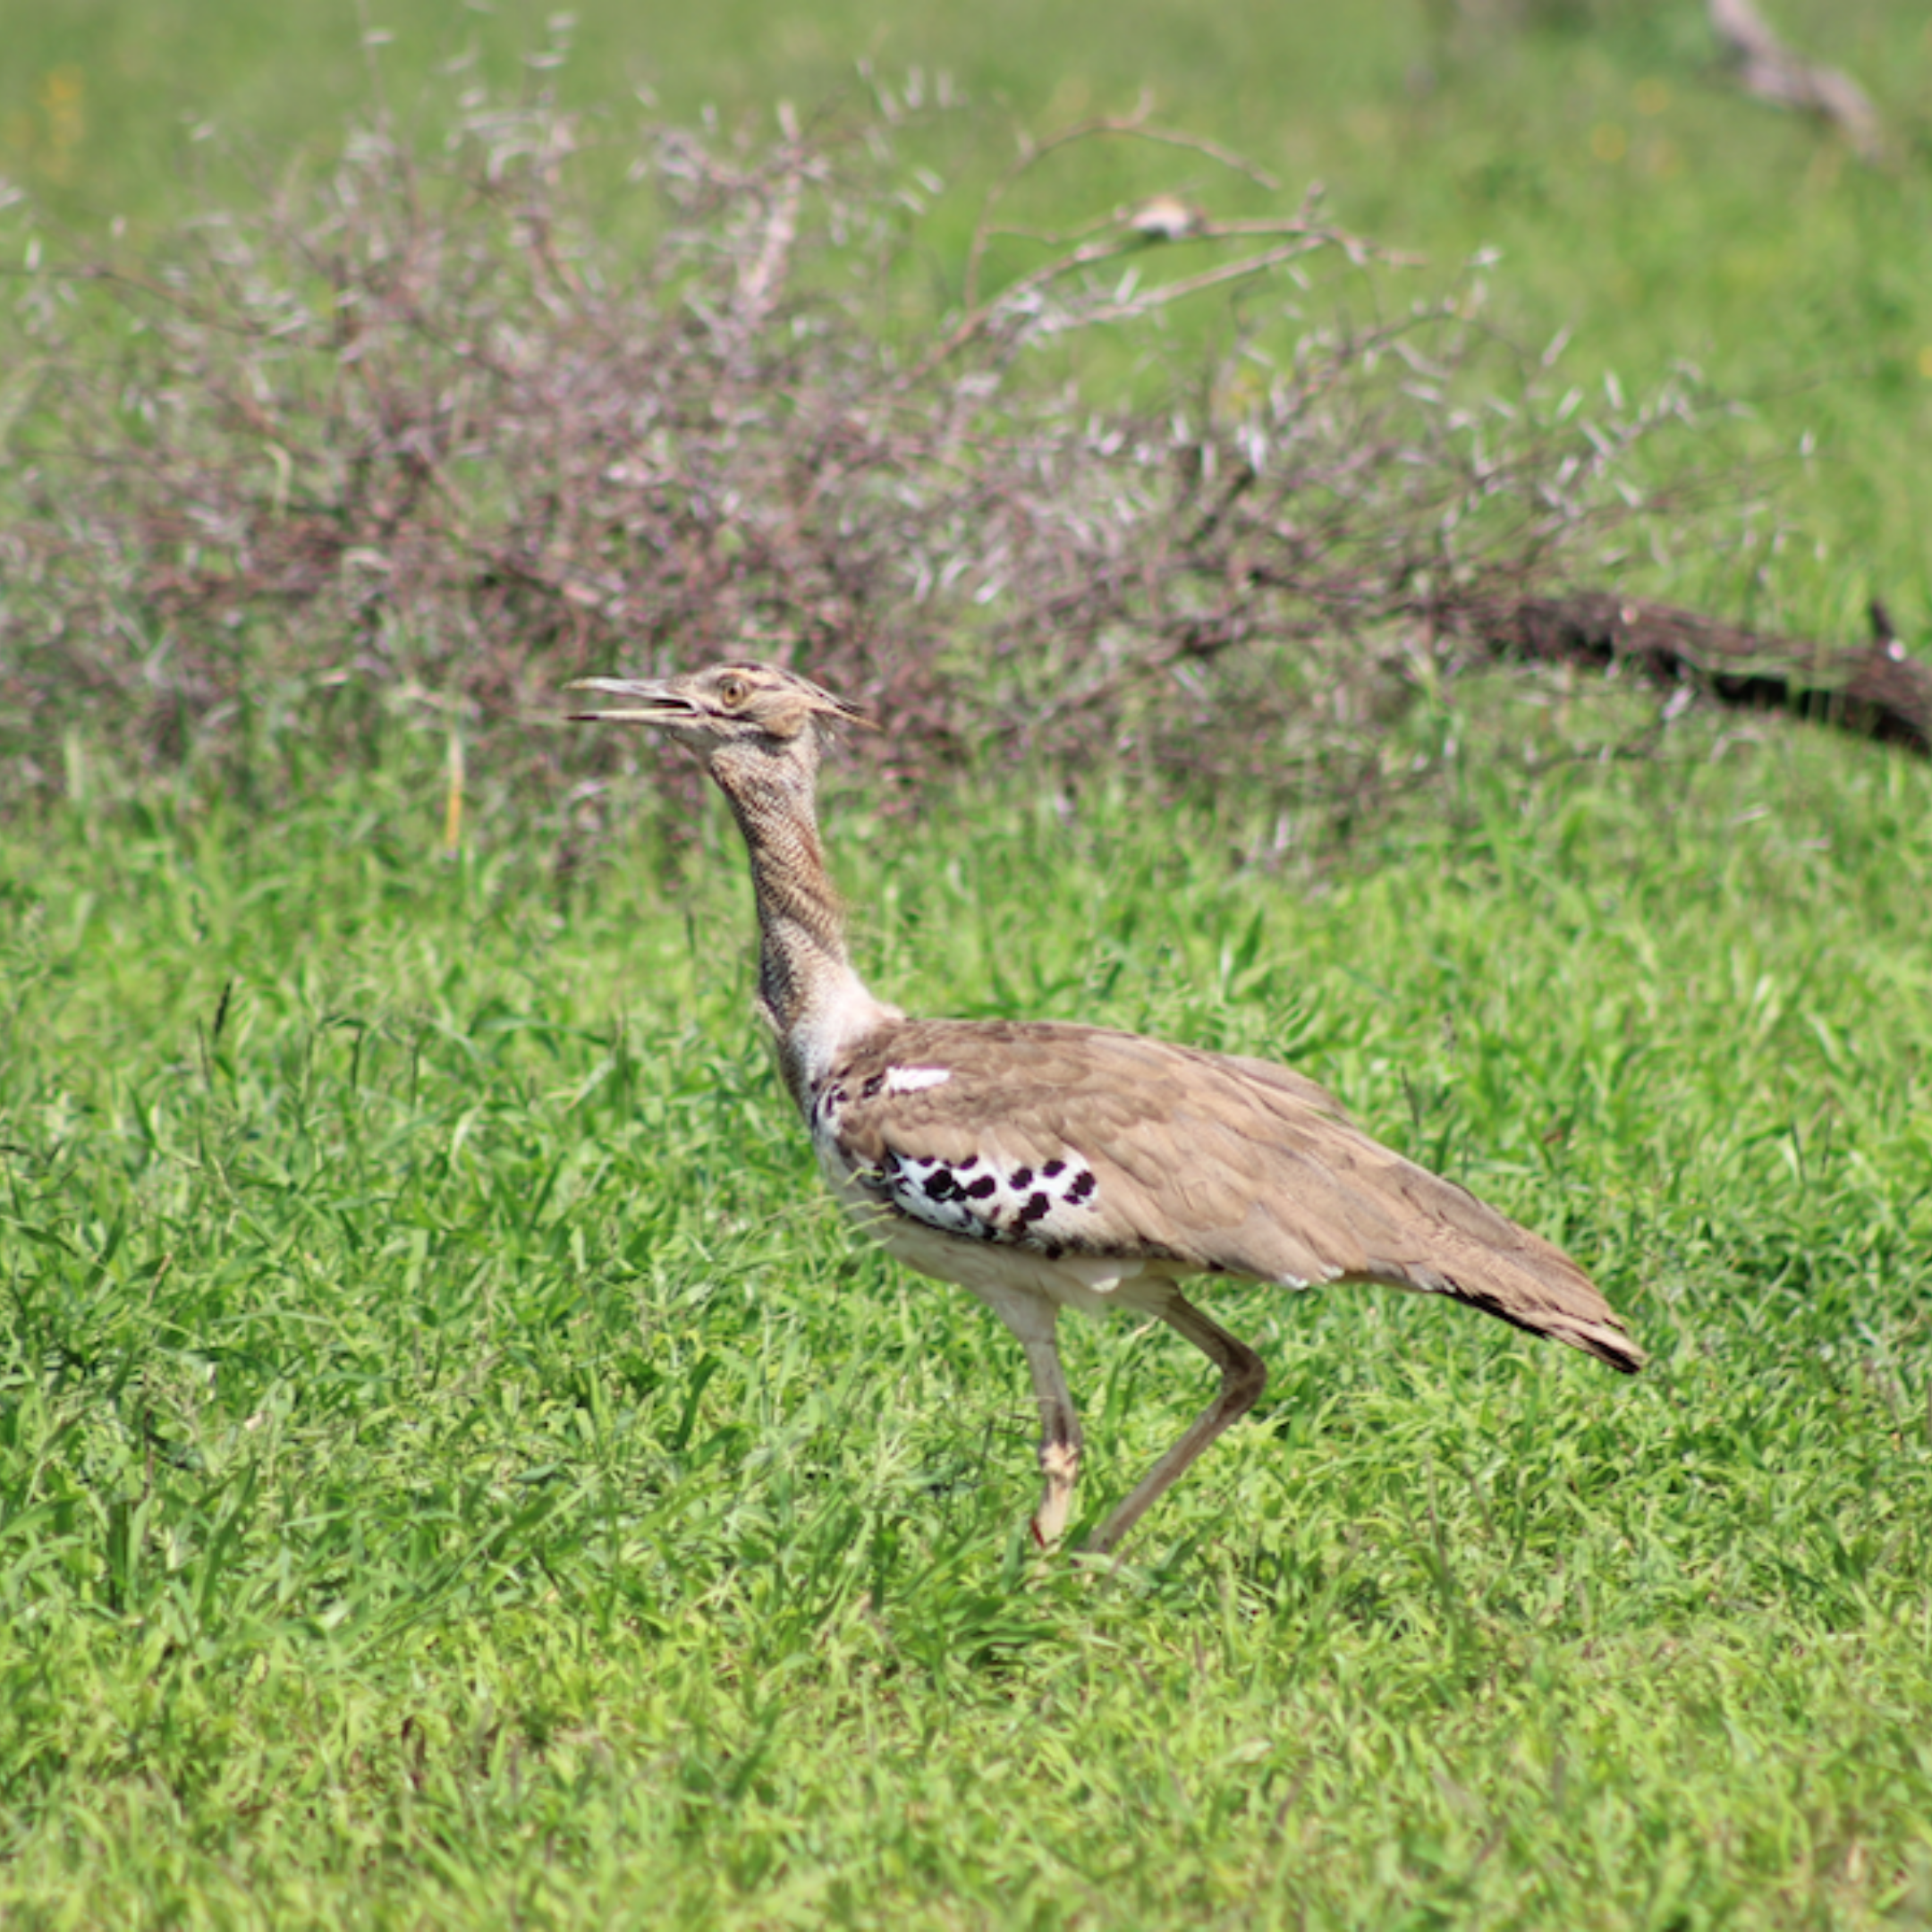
[820,1018,1642,1372]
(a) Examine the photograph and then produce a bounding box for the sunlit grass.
[4,696,1931,1924]
[4,2,1932,1923]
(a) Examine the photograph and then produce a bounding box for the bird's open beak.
[564,677,697,726]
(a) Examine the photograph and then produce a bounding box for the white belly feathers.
[808,1064,1181,1318]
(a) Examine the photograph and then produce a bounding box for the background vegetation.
[4,2,1932,1926]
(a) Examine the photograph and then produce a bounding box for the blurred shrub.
[0,54,1720,808]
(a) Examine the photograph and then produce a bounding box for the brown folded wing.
[827,1018,1644,1373]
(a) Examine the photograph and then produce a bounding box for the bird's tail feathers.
[1443,1275,1646,1374]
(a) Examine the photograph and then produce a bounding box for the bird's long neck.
[708,741,895,1112]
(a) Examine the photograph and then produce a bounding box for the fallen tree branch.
[1448,589,1931,757]
[1707,0,1884,162]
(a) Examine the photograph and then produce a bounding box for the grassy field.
[5,1,1932,1926]
[4,700,1932,1926]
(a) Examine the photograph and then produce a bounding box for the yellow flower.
[34,64,85,177]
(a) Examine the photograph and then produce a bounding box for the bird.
[568,662,1644,1555]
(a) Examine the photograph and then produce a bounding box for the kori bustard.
[570,663,1643,1555]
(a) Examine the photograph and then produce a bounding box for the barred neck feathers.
[708,735,897,1111]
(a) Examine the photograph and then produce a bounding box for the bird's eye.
[717,674,748,708]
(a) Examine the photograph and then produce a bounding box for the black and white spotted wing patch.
[873,1145,1103,1251]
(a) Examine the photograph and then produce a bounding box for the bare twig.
[1708,0,1884,162]
[963,98,1281,309]
[905,182,1384,393]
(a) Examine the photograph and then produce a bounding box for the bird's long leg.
[975,1284,1085,1546]
[1020,1326,1084,1548]
[1086,1293,1267,1556]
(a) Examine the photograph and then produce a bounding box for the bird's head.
[567,661,868,785]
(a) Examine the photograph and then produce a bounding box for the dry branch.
[1707,0,1884,161]
[1450,591,1932,756]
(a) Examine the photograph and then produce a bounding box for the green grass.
[4,698,1932,1926]
[6,2,1932,1923]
